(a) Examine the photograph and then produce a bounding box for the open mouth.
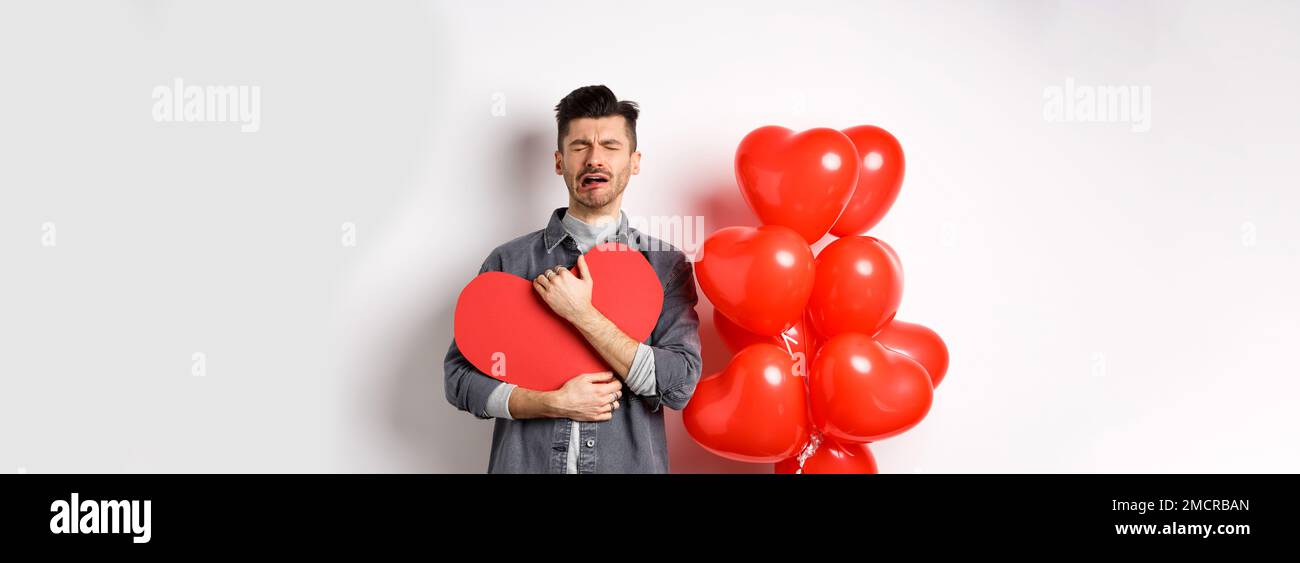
[580,173,610,189]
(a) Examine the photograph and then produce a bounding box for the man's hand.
[533,253,641,381]
[533,254,595,323]
[506,372,625,421]
[547,372,624,422]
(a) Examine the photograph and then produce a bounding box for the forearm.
[506,386,558,419]
[568,307,639,379]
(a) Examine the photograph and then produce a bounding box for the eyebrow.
[568,138,625,147]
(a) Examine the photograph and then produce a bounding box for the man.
[443,85,703,474]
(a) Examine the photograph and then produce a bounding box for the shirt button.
[585,439,595,448]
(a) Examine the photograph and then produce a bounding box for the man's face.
[555,115,641,212]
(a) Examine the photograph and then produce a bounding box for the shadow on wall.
[371,123,556,473]
[385,299,488,472]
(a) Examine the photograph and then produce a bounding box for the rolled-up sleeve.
[443,250,509,420]
[642,255,703,412]
[623,343,658,396]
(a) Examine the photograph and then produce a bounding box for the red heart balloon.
[712,308,774,354]
[453,243,663,391]
[696,225,815,336]
[876,319,950,388]
[807,236,903,339]
[713,308,821,371]
[810,333,933,443]
[735,125,861,244]
[830,125,905,237]
[683,343,810,463]
[775,439,878,474]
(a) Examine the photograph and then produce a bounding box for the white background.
[2,0,1297,473]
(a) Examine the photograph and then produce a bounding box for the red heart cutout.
[453,243,664,391]
[734,125,861,244]
[683,343,809,463]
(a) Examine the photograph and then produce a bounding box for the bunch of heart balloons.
[684,125,950,474]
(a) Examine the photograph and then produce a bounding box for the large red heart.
[682,343,810,463]
[453,243,664,391]
[734,125,861,244]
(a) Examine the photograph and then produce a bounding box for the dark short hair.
[554,85,639,152]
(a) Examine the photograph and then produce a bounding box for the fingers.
[533,273,552,291]
[593,380,623,394]
[570,384,623,422]
[566,372,611,388]
[588,393,621,419]
[576,255,591,280]
[540,265,578,283]
[536,265,571,289]
[577,411,614,422]
[581,371,614,382]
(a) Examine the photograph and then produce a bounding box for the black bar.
[2,474,1289,550]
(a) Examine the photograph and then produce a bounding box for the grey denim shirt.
[443,207,704,473]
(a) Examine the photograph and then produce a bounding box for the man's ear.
[630,150,641,175]
[554,150,563,175]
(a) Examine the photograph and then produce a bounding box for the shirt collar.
[544,206,632,253]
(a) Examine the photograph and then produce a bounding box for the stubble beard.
[568,167,629,212]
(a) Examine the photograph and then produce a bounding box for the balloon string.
[795,430,822,474]
[781,326,798,361]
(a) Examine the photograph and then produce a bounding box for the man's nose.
[585,147,608,169]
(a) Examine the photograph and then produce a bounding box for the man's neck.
[565,197,623,226]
